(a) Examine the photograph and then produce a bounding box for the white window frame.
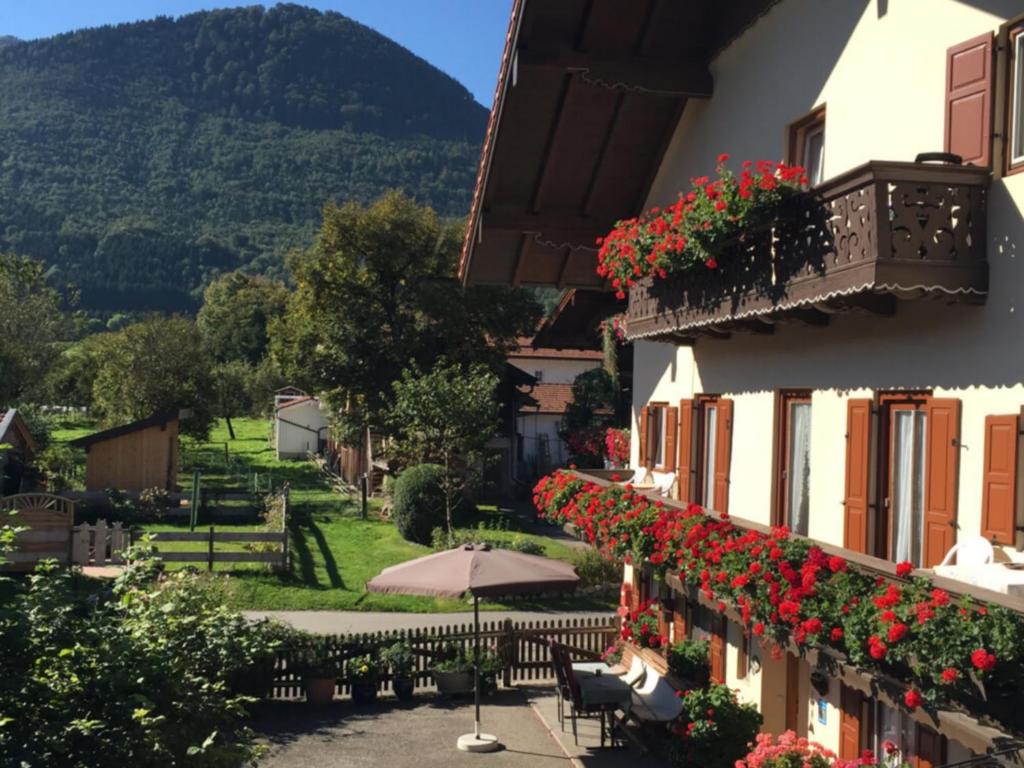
[1011,30,1024,167]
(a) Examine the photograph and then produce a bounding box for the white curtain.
[892,411,926,565]
[787,403,811,536]
[704,407,718,508]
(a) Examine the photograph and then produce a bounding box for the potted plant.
[477,646,503,696]
[294,639,340,706]
[381,641,417,702]
[667,638,710,686]
[431,643,475,696]
[347,653,383,706]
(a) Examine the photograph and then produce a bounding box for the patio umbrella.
[366,543,580,752]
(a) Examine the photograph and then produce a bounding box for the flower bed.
[533,471,1024,718]
[596,155,807,299]
[738,731,863,768]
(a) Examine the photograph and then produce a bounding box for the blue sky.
[0,1,513,105]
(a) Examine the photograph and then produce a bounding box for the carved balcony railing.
[625,160,989,342]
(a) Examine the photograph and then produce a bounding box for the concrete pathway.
[255,689,572,767]
[244,610,615,635]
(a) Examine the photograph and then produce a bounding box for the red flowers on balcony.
[533,470,1024,716]
[595,155,808,299]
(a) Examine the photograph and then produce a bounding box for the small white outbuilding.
[273,396,328,460]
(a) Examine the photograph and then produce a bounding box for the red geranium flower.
[904,689,923,709]
[941,667,959,683]
[895,561,914,578]
[971,648,997,672]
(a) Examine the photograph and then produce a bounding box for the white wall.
[509,357,600,385]
[275,399,328,459]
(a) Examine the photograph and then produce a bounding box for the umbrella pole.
[474,594,481,737]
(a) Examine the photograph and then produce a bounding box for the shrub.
[671,683,763,768]
[570,548,620,589]
[429,526,545,556]
[393,464,474,544]
[0,559,283,767]
[668,639,710,684]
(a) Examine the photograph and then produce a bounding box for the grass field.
[103,417,613,613]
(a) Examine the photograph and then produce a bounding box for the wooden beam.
[842,292,897,316]
[581,90,626,217]
[510,234,531,287]
[517,48,713,97]
[484,212,612,247]
[529,75,574,214]
[556,246,573,289]
[790,308,830,327]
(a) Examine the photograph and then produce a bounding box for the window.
[775,391,812,535]
[1011,27,1024,167]
[875,394,960,568]
[640,403,678,472]
[786,106,826,186]
[534,370,543,382]
[701,402,718,508]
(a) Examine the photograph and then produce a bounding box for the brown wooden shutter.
[785,653,800,732]
[736,630,748,679]
[839,685,863,761]
[982,414,1018,545]
[710,615,726,683]
[913,723,946,768]
[923,398,961,567]
[678,399,694,502]
[639,406,649,468]
[843,399,873,554]
[945,32,994,167]
[672,594,688,642]
[663,406,678,471]
[714,399,734,515]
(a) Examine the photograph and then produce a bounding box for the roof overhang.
[458,0,780,290]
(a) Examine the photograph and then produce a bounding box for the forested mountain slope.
[0,5,486,311]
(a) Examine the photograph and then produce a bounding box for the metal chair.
[548,639,572,730]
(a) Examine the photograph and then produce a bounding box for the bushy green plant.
[381,641,416,677]
[347,654,384,684]
[570,548,620,589]
[392,464,475,544]
[0,559,283,767]
[671,683,763,768]
[668,638,711,683]
[428,526,544,556]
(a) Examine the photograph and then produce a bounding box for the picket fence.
[270,615,618,699]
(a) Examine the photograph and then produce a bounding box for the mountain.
[0,5,487,312]
[0,36,20,48]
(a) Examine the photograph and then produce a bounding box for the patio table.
[571,661,625,677]
[578,673,632,748]
[932,563,1024,598]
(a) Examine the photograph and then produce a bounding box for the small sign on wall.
[816,698,828,725]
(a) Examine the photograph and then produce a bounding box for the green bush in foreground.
[0,554,284,767]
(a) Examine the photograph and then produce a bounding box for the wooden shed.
[0,409,39,495]
[70,412,180,492]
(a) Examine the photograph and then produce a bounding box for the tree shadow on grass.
[306,519,344,590]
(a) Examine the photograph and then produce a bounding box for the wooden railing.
[269,616,617,699]
[626,160,989,342]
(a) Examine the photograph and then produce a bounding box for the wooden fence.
[270,615,617,700]
[0,494,75,571]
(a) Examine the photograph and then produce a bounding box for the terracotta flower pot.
[304,676,336,705]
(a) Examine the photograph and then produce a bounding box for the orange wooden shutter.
[736,631,748,679]
[663,406,678,472]
[710,615,726,683]
[923,398,961,568]
[672,594,688,641]
[714,399,734,515]
[678,399,694,502]
[639,406,649,468]
[843,399,872,554]
[982,414,1018,545]
[945,32,994,167]
[839,685,863,761]
[913,723,946,768]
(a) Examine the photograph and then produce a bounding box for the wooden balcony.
[625,161,990,343]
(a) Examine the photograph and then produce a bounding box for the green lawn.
[133,417,612,613]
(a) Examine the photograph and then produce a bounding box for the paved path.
[244,610,615,635]
[255,689,571,767]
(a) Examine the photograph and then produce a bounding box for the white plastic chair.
[650,471,677,497]
[621,654,646,688]
[629,668,684,723]
[623,467,651,486]
[938,536,995,567]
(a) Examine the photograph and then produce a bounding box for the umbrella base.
[457,733,500,752]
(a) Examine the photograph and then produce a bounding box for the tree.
[387,361,499,536]
[197,272,288,365]
[0,253,69,404]
[271,191,539,445]
[558,368,618,466]
[91,316,215,438]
